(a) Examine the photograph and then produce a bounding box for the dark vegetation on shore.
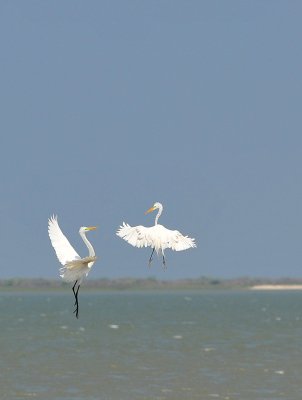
[1,276,302,291]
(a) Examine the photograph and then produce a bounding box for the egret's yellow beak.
[145,206,156,215]
[86,226,97,231]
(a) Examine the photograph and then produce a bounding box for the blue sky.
[0,1,301,279]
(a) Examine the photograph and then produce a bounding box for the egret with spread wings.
[116,202,196,267]
[48,216,97,318]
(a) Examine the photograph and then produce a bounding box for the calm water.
[1,290,302,400]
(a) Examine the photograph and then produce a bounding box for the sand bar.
[250,285,302,290]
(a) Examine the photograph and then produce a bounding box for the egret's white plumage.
[48,215,97,318]
[116,202,196,267]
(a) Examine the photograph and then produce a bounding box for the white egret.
[48,215,97,318]
[116,202,196,267]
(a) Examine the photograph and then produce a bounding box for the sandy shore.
[250,285,302,290]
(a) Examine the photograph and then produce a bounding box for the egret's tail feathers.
[60,264,90,283]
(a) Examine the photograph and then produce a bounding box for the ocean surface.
[1,290,302,400]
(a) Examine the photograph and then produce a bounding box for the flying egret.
[48,216,97,318]
[116,202,196,267]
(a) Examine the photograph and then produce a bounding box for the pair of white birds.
[48,202,196,318]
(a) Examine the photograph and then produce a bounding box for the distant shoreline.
[1,277,302,291]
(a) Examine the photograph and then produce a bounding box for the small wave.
[203,347,216,352]
[109,324,119,329]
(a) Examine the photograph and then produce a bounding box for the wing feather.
[167,230,196,251]
[48,215,81,265]
[116,222,153,248]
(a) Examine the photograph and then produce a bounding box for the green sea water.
[1,290,302,400]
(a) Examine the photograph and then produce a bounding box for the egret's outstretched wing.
[116,222,196,252]
[48,215,80,265]
[165,229,196,251]
[116,222,153,248]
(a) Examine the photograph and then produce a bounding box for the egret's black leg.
[148,248,155,267]
[74,284,80,305]
[72,281,80,318]
[72,280,78,305]
[73,285,80,319]
[162,254,166,269]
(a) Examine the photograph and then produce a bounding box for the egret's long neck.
[155,205,163,225]
[80,231,95,257]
